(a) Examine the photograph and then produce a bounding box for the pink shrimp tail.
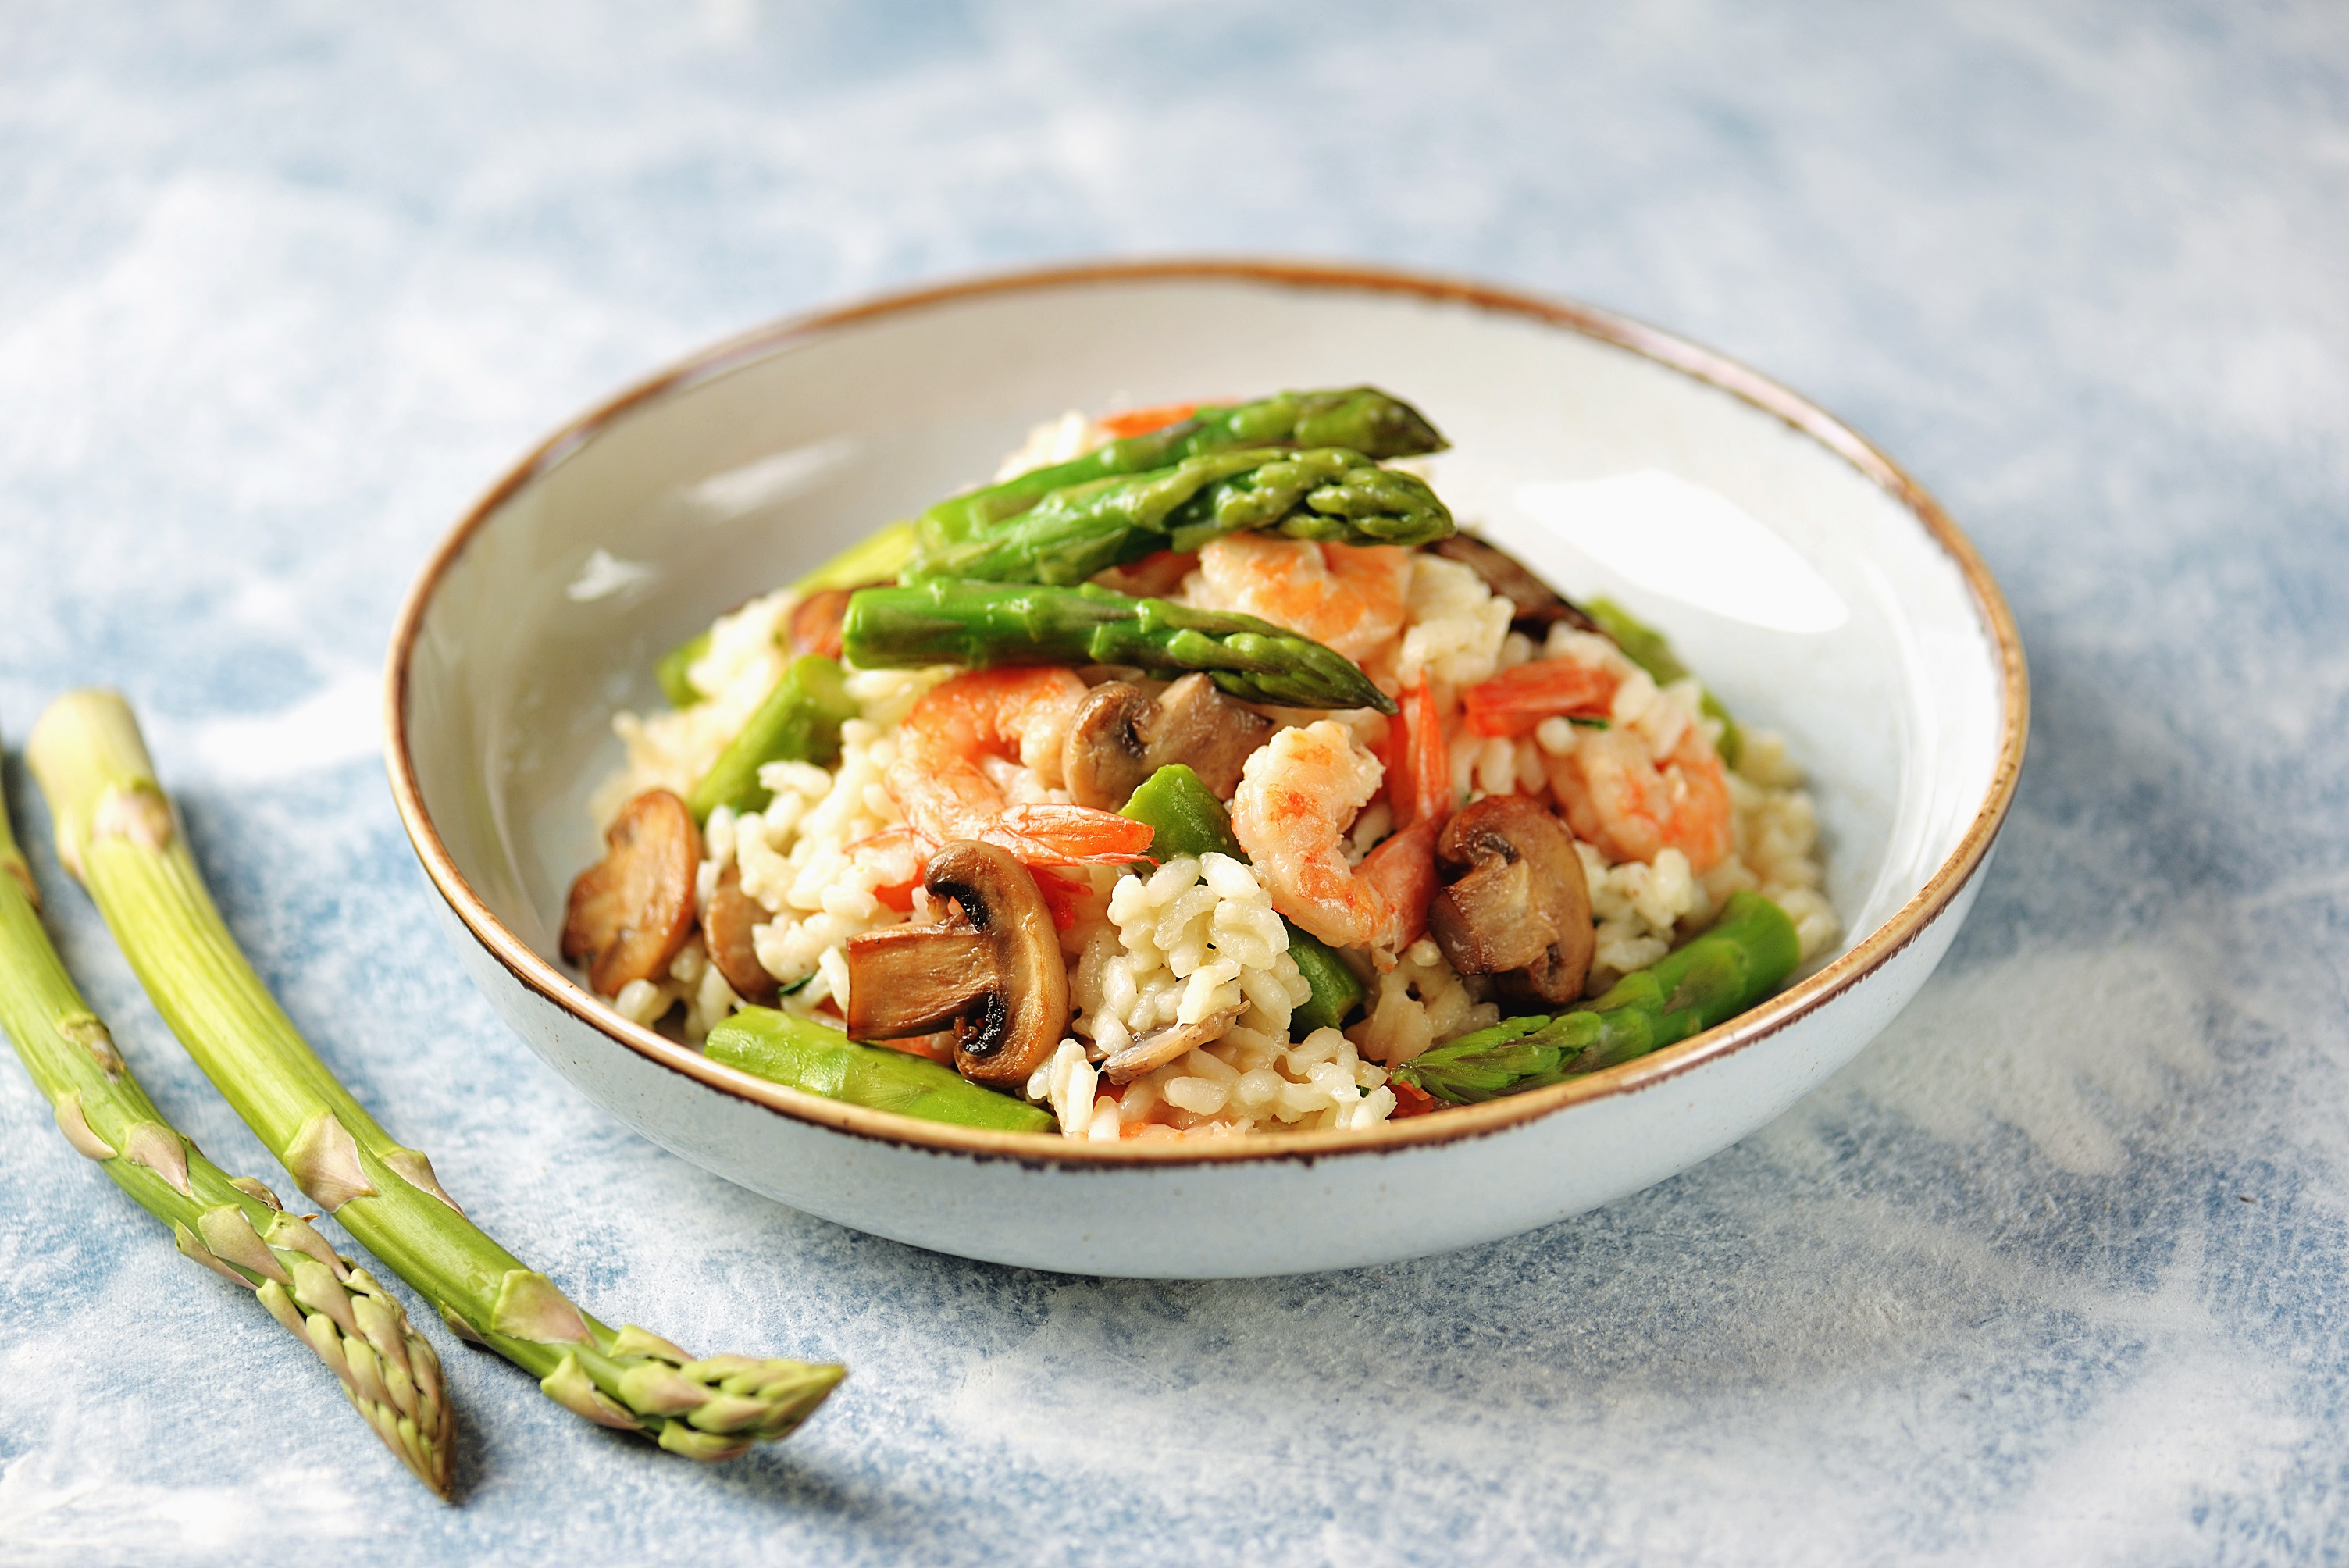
[1362,817,1442,954]
[1362,678,1455,953]
[980,804,1155,868]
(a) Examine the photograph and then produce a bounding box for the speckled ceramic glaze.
[387,262,2025,1278]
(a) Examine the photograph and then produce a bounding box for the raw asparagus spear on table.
[907,445,1457,586]
[27,691,843,1461]
[843,580,1398,714]
[916,386,1448,545]
[0,736,458,1496]
[1392,889,1800,1103]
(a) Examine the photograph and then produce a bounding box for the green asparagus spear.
[0,743,457,1495]
[1584,597,1742,767]
[654,633,711,708]
[27,692,843,1462]
[796,519,915,593]
[686,655,857,821]
[704,1008,1053,1132]
[1118,764,1367,1034]
[910,447,1454,586]
[843,580,1396,715]
[920,387,1447,543]
[1392,890,1800,1103]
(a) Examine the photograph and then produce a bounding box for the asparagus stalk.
[909,446,1455,586]
[1392,891,1800,1103]
[686,654,857,821]
[919,387,1448,543]
[0,742,456,1495]
[704,1008,1053,1133]
[1117,764,1366,1034]
[27,691,843,1461]
[843,581,1397,715]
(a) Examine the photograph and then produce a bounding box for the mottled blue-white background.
[3,3,2344,1563]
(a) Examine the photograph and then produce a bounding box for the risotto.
[564,388,1837,1139]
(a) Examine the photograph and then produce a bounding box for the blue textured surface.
[4,3,2346,1561]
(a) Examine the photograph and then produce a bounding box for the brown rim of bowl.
[385,257,2029,1168]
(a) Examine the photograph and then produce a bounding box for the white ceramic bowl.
[387,261,2026,1279]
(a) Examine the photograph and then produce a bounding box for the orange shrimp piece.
[1358,678,1453,950]
[1461,658,1616,738]
[1543,723,1733,872]
[1097,401,1198,440]
[1195,535,1411,665]
[1229,686,1453,956]
[887,668,1154,867]
[1229,721,1389,950]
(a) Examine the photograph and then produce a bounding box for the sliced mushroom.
[1426,796,1595,1006]
[843,839,1068,1087]
[561,789,703,997]
[786,586,854,660]
[1062,682,1157,810]
[704,861,779,1006]
[1101,1007,1243,1084]
[1062,673,1274,810]
[1433,533,1602,638]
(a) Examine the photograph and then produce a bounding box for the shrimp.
[1230,685,1453,954]
[886,667,1155,867]
[1231,721,1388,949]
[1543,723,1733,872]
[1194,535,1412,666]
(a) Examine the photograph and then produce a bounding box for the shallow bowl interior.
[392,263,2021,1210]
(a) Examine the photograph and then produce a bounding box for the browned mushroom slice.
[1433,533,1602,638]
[1426,796,1595,1006]
[786,587,854,660]
[843,840,1069,1087]
[704,860,779,1006]
[1061,673,1274,811]
[1101,1007,1243,1084]
[1062,682,1157,811]
[561,789,704,997]
[1144,674,1273,800]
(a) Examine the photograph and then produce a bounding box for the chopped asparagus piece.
[1392,891,1799,1103]
[911,447,1455,586]
[687,654,857,821]
[920,387,1447,543]
[704,1008,1053,1133]
[794,519,915,593]
[843,581,1395,715]
[654,631,711,708]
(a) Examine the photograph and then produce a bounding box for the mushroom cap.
[1062,682,1157,811]
[561,789,703,997]
[1427,796,1595,1005]
[843,839,1069,1089]
[1060,674,1274,811]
